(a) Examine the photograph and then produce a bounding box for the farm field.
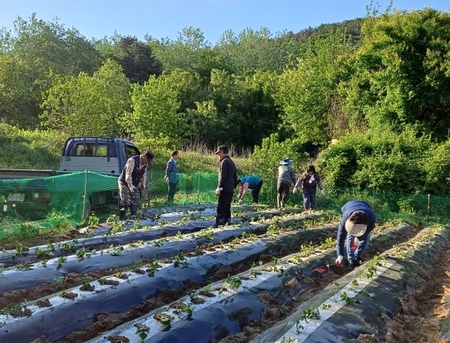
[0,204,449,343]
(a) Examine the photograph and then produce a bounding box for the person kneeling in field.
[335,200,376,270]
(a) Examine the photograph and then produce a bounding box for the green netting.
[0,171,119,223]
[1,170,450,241]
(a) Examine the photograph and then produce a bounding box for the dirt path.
[360,240,450,343]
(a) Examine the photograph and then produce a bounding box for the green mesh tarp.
[2,169,450,242]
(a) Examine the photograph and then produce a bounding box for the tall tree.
[345,8,450,140]
[276,34,357,145]
[95,35,162,84]
[40,60,131,136]
[123,74,183,147]
[0,14,102,128]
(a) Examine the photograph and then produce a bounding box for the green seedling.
[35,247,49,259]
[322,303,332,310]
[15,243,29,255]
[87,214,100,227]
[300,307,320,322]
[340,291,355,304]
[226,274,242,290]
[183,305,194,319]
[134,323,150,341]
[198,228,214,240]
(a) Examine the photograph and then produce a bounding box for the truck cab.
[59,137,141,175]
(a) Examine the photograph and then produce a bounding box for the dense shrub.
[318,129,430,193]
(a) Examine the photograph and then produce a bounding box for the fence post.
[197,173,201,204]
[427,193,430,219]
[83,170,88,221]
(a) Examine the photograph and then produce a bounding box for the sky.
[0,0,449,44]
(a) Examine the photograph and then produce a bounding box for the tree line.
[1,5,450,197]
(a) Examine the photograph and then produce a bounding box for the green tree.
[0,14,102,128]
[40,60,131,135]
[276,35,357,145]
[345,8,450,140]
[95,34,162,84]
[124,74,183,147]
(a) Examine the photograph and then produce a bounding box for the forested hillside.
[1,6,450,196]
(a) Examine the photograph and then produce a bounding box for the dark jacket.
[296,172,323,190]
[119,155,147,187]
[336,200,376,256]
[218,155,237,192]
[165,158,179,183]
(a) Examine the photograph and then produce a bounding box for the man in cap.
[277,158,296,208]
[118,150,154,220]
[335,200,376,269]
[214,145,237,227]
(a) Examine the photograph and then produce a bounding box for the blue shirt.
[240,175,261,189]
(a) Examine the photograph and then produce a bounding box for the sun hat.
[279,157,293,165]
[345,220,367,237]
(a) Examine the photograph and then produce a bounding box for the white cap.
[345,220,367,237]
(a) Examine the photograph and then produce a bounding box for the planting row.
[0,212,419,343]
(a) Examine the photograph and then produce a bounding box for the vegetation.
[0,5,450,226]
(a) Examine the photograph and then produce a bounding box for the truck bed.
[0,169,56,179]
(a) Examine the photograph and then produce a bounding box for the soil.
[358,239,450,343]
[4,217,449,343]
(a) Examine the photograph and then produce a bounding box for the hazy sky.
[0,0,449,43]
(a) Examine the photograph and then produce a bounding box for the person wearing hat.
[236,175,263,204]
[335,200,376,269]
[214,145,238,227]
[277,158,296,208]
[118,150,154,220]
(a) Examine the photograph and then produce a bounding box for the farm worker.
[293,165,325,212]
[214,145,237,227]
[236,175,263,204]
[164,150,179,204]
[335,200,376,270]
[118,150,154,220]
[277,158,296,208]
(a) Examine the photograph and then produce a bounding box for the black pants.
[277,181,290,208]
[167,182,177,202]
[251,180,263,203]
[216,190,234,226]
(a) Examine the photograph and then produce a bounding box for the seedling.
[87,214,100,227]
[299,243,315,257]
[295,319,304,334]
[75,247,87,259]
[56,256,67,269]
[300,307,320,322]
[154,313,174,326]
[322,303,332,310]
[340,291,355,304]
[198,228,214,240]
[134,323,150,341]
[15,243,29,255]
[183,305,194,319]
[226,274,242,290]
[35,247,49,259]
[176,230,183,239]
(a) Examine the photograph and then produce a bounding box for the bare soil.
[358,239,450,343]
